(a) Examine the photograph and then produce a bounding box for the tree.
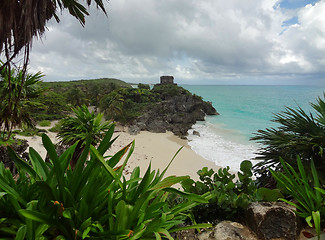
[0,64,44,140]
[57,104,111,169]
[251,94,325,185]
[0,0,108,140]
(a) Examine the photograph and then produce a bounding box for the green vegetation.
[271,156,325,239]
[0,126,211,239]
[57,105,112,169]
[99,87,158,124]
[181,161,257,223]
[38,120,51,127]
[252,94,325,186]
[0,63,44,140]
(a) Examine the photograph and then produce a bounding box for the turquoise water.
[183,85,325,140]
[181,85,325,171]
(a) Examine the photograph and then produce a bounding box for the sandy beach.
[17,122,221,181]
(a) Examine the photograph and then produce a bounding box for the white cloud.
[27,0,325,84]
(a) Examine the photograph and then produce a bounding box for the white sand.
[107,130,221,180]
[18,122,221,180]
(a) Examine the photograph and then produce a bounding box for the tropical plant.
[57,104,111,169]
[271,156,325,239]
[0,0,108,142]
[99,91,125,120]
[0,64,44,140]
[181,161,257,223]
[0,125,211,239]
[252,94,325,184]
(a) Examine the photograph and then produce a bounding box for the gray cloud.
[28,0,325,84]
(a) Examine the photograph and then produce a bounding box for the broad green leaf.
[19,210,50,224]
[29,147,49,180]
[42,134,64,197]
[15,225,27,240]
[7,147,38,180]
[35,224,49,238]
[312,211,321,238]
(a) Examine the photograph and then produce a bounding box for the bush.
[0,126,211,239]
[181,161,257,223]
[38,120,51,127]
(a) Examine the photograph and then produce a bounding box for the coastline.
[17,123,221,181]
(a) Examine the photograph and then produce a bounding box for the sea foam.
[187,121,259,172]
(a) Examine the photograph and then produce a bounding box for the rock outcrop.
[245,202,301,240]
[128,94,218,137]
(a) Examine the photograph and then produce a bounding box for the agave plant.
[252,94,325,184]
[0,124,211,239]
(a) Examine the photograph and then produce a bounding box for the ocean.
[182,85,325,172]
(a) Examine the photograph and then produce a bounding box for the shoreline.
[17,122,221,181]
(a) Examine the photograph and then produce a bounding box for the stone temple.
[159,76,176,85]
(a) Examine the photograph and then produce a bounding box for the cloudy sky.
[28,0,325,85]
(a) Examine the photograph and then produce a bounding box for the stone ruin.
[159,76,176,85]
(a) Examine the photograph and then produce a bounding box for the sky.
[27,0,325,85]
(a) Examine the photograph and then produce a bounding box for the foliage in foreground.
[271,156,325,239]
[252,94,325,185]
[0,125,211,239]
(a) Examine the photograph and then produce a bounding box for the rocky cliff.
[128,89,218,137]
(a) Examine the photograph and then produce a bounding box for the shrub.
[0,126,211,239]
[181,161,257,223]
[38,120,51,127]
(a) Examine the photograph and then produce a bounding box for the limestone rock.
[129,93,218,137]
[246,202,300,240]
[198,221,258,240]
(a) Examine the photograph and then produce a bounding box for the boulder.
[246,202,300,240]
[193,130,200,137]
[198,221,258,240]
